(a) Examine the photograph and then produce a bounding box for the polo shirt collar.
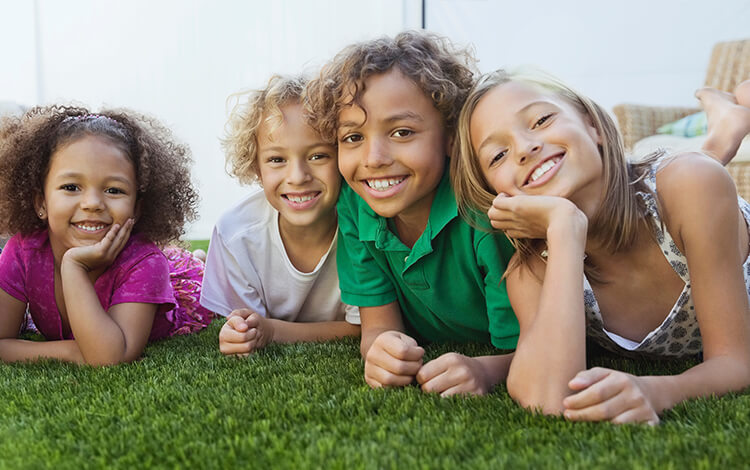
[355,164,458,255]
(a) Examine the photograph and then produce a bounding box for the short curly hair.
[0,105,199,245]
[222,75,307,185]
[305,30,477,143]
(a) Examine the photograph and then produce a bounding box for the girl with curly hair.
[0,106,214,366]
[203,75,360,357]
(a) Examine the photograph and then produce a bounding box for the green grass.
[188,239,209,253]
[2,322,750,469]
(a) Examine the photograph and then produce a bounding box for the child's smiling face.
[39,134,139,259]
[257,102,340,232]
[336,68,447,225]
[469,81,603,212]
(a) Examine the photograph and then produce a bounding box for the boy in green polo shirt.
[306,31,518,396]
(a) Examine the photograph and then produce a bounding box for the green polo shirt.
[336,169,519,349]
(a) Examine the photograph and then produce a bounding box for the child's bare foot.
[735,79,750,109]
[696,86,750,165]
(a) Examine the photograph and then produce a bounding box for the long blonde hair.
[451,69,657,281]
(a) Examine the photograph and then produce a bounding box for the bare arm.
[565,155,750,424]
[61,220,156,366]
[0,287,85,363]
[643,155,750,410]
[493,196,588,412]
[359,301,405,357]
[267,319,360,343]
[359,301,424,388]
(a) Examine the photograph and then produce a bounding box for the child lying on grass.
[0,106,213,365]
[201,75,360,356]
[452,69,750,424]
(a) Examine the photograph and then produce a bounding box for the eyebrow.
[55,172,133,185]
[476,100,553,153]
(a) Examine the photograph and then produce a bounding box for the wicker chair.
[613,39,750,199]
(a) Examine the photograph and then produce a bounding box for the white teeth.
[286,194,316,203]
[75,224,105,232]
[529,157,561,183]
[366,177,405,191]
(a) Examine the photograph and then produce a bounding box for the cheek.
[336,150,357,181]
[482,167,504,194]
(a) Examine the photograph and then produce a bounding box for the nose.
[516,136,542,165]
[364,138,393,168]
[80,189,105,211]
[286,158,312,185]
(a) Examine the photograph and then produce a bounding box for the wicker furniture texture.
[613,39,750,200]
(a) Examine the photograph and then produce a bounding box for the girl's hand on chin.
[63,218,135,272]
[487,194,585,239]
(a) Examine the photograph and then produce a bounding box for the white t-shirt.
[200,188,360,324]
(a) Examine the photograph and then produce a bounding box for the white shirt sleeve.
[199,225,267,317]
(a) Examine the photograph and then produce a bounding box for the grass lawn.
[2,321,750,469]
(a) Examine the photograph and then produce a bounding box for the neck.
[391,190,436,249]
[278,210,338,248]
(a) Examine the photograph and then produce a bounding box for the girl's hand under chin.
[487,193,586,240]
[62,218,135,272]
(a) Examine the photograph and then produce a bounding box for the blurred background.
[2,0,748,239]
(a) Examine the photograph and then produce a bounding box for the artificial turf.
[2,321,749,469]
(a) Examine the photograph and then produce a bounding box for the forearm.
[473,353,515,388]
[507,224,587,413]
[268,319,360,343]
[0,339,84,364]
[641,356,750,414]
[358,303,405,359]
[61,262,127,365]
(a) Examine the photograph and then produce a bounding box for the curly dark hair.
[0,105,199,245]
[305,30,478,143]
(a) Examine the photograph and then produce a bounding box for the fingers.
[364,332,424,388]
[218,316,258,356]
[381,333,425,362]
[107,218,134,259]
[228,308,255,320]
[563,368,621,410]
[417,353,488,396]
[245,312,262,329]
[563,369,659,424]
[567,367,611,392]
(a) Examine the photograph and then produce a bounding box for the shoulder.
[654,152,738,241]
[214,188,275,242]
[655,152,736,204]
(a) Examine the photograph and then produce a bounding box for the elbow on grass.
[507,376,566,416]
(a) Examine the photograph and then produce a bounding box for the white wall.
[1,0,749,238]
[427,0,750,110]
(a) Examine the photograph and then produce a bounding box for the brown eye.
[533,113,553,129]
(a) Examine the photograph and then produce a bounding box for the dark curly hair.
[0,105,199,245]
[305,30,478,143]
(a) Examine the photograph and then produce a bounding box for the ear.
[585,115,603,146]
[33,193,47,220]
